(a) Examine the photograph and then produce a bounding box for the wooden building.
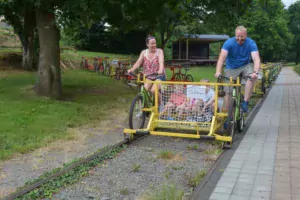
[172,34,229,65]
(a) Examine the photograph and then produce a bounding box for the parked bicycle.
[217,74,252,148]
[92,56,110,75]
[80,57,94,71]
[172,64,194,82]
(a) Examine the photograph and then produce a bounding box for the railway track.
[3,87,273,200]
[3,139,132,200]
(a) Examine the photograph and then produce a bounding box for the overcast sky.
[282,0,296,8]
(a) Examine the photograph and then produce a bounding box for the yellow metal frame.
[252,62,282,95]
[241,63,281,96]
[124,76,242,143]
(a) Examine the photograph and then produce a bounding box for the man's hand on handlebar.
[250,72,258,79]
[214,72,221,78]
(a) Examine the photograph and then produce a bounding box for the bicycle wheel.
[174,73,181,81]
[261,76,266,94]
[115,68,121,80]
[80,61,84,69]
[105,64,110,76]
[185,75,193,82]
[237,98,244,133]
[99,64,105,75]
[236,93,244,132]
[237,109,244,132]
[93,62,98,72]
[129,95,146,130]
[222,98,236,149]
[120,68,127,81]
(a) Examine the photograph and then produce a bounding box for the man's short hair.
[235,26,247,33]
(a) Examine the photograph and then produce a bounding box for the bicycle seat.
[185,68,190,71]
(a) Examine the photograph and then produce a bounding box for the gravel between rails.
[0,125,125,198]
[54,135,221,200]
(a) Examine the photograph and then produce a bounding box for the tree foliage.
[287,1,300,64]
[239,0,293,61]
[0,0,299,99]
[0,0,106,99]
[189,0,293,62]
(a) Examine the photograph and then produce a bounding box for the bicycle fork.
[232,88,240,122]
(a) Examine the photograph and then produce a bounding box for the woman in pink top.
[127,35,166,94]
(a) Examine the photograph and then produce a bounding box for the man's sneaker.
[241,101,249,113]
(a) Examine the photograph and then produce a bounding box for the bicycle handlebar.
[217,74,253,82]
[126,72,164,80]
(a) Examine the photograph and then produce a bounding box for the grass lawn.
[0,69,136,161]
[0,45,219,162]
[291,63,300,75]
[0,47,22,53]
[165,66,217,82]
[0,66,218,161]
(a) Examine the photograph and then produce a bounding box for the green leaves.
[287,1,300,63]
[238,0,293,61]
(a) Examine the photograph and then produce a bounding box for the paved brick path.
[208,67,300,200]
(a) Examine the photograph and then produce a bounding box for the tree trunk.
[22,6,36,70]
[160,31,166,49]
[160,24,174,50]
[296,51,300,65]
[22,34,35,70]
[35,9,62,99]
[163,28,173,50]
[161,32,173,50]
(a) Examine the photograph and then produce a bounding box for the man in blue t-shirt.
[215,26,261,112]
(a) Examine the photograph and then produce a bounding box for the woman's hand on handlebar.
[126,69,137,77]
[157,69,164,75]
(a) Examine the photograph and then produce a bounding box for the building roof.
[178,34,230,43]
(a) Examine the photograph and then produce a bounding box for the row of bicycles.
[253,62,282,96]
[79,56,195,84]
[123,62,282,149]
[80,56,136,81]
